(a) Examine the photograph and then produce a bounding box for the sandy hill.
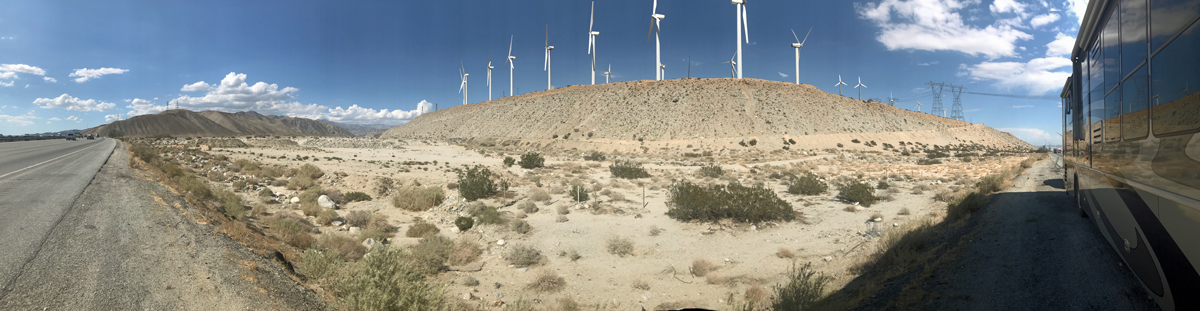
[381,78,1030,150]
[84,109,353,138]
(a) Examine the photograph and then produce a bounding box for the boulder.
[349,227,361,234]
[290,197,300,204]
[318,195,337,209]
[362,238,379,251]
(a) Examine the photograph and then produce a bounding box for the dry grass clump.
[556,215,569,222]
[632,280,651,291]
[268,216,316,249]
[300,248,340,280]
[345,210,371,227]
[405,220,440,238]
[300,202,323,217]
[510,219,533,234]
[333,248,443,310]
[777,247,795,259]
[359,214,394,242]
[648,225,662,236]
[317,234,367,262]
[392,186,445,211]
[556,205,570,215]
[473,205,505,225]
[843,206,858,213]
[446,239,482,266]
[898,207,911,215]
[505,244,542,267]
[869,212,884,221]
[745,285,770,310]
[772,262,831,311]
[316,208,340,225]
[526,270,566,293]
[517,201,539,213]
[606,236,634,257]
[691,258,719,277]
[528,188,551,202]
[408,234,453,275]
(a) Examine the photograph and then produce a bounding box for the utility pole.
[950,85,966,121]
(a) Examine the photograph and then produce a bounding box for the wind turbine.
[604,64,612,83]
[647,0,665,80]
[544,25,554,90]
[854,77,866,100]
[917,101,922,113]
[659,64,666,80]
[718,54,736,78]
[588,2,600,85]
[790,27,811,85]
[487,56,493,101]
[459,61,469,106]
[504,36,516,97]
[732,0,749,79]
[835,75,847,96]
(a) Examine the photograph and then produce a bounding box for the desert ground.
[131,135,1044,310]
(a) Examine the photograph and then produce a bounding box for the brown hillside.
[84,110,353,138]
[381,78,1031,149]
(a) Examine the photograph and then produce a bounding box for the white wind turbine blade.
[800,27,812,45]
[505,36,513,67]
[741,4,748,43]
[588,1,594,54]
[652,0,657,15]
[791,29,800,43]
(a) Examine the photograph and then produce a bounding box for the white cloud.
[0,72,15,80]
[33,94,116,111]
[855,0,1033,59]
[1012,105,1034,108]
[180,81,213,92]
[48,117,62,121]
[66,115,80,122]
[0,112,38,126]
[0,64,46,76]
[778,72,789,78]
[917,61,940,66]
[43,77,57,83]
[166,72,432,124]
[1045,32,1074,56]
[959,56,1071,94]
[998,127,1056,144]
[126,98,169,116]
[1066,0,1088,26]
[990,0,1027,14]
[0,80,12,87]
[105,114,121,122]
[1030,13,1060,27]
[69,67,129,83]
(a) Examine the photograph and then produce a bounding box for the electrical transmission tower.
[928,82,945,117]
[950,85,966,121]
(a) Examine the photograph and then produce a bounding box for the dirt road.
[915,156,1159,310]
[0,142,328,310]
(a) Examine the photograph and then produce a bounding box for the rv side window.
[1151,17,1200,135]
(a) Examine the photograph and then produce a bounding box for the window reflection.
[1123,66,1149,139]
[1106,89,1122,142]
[1150,0,1200,51]
[1121,0,1148,75]
[1103,12,1121,93]
[1151,18,1200,135]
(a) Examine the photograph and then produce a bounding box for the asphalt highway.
[0,138,116,297]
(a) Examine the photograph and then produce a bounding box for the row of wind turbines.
[456,0,868,107]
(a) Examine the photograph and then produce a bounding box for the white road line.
[0,142,103,180]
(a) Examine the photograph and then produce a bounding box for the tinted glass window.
[1123,66,1149,139]
[1106,88,1122,142]
[1121,0,1148,75]
[1151,18,1200,135]
[1103,12,1121,93]
[1092,90,1106,144]
[1150,0,1200,51]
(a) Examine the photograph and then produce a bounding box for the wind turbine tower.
[588,2,600,85]
[648,0,665,80]
[917,101,922,113]
[459,62,469,106]
[887,91,898,106]
[732,0,749,79]
[835,75,847,96]
[928,82,945,117]
[950,85,966,121]
[504,36,516,97]
[790,27,811,85]
[545,25,554,90]
[487,57,493,101]
[719,54,736,78]
[604,64,611,83]
[854,77,866,100]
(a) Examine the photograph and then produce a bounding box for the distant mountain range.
[321,121,395,137]
[83,110,353,138]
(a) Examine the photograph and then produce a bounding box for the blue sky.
[0,0,1086,145]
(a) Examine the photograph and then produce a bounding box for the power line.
[964,91,1058,100]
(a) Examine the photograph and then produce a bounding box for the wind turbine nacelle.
[590,31,600,36]
[508,56,516,60]
[731,0,745,4]
[791,43,803,48]
[464,74,469,77]
[547,46,555,50]
[652,14,665,19]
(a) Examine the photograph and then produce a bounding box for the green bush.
[606,237,634,257]
[269,217,315,249]
[455,165,497,201]
[976,174,1007,193]
[503,156,515,167]
[772,262,831,311]
[392,186,444,211]
[787,172,827,195]
[666,181,795,223]
[877,181,890,190]
[176,174,213,201]
[518,152,545,169]
[215,189,244,219]
[568,184,590,202]
[609,160,651,179]
[454,216,474,231]
[344,191,372,202]
[131,144,158,164]
[836,181,877,207]
[851,139,861,144]
[300,248,340,280]
[159,162,183,179]
[925,150,949,158]
[334,248,444,311]
[699,164,724,178]
[474,205,505,225]
[408,235,454,275]
[510,219,532,234]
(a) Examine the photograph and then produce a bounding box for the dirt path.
[917,157,1159,310]
[0,142,328,310]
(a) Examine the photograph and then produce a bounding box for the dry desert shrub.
[691,258,719,277]
[316,208,340,225]
[648,225,662,236]
[843,206,858,213]
[300,248,340,280]
[405,220,439,238]
[343,191,372,202]
[526,270,566,293]
[446,239,482,265]
[869,211,884,221]
[745,285,770,310]
[318,234,366,262]
[268,216,315,249]
[509,219,533,234]
[898,207,911,215]
[777,247,795,259]
[556,215,569,222]
[408,235,453,275]
[360,214,395,242]
[300,202,323,217]
[345,210,371,227]
[772,262,831,311]
[556,205,570,215]
[517,201,539,213]
[933,189,956,202]
[333,248,443,310]
[460,276,480,287]
[392,186,445,211]
[606,237,634,257]
[632,279,651,291]
[506,244,542,267]
[528,188,551,202]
